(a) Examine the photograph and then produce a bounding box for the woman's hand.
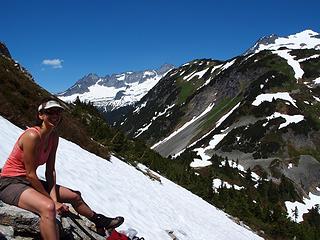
[55,202,69,215]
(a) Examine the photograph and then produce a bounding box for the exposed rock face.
[0,201,105,240]
[0,42,11,59]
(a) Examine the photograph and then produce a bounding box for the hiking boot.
[91,213,124,229]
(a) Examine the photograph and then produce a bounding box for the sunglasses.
[43,108,64,115]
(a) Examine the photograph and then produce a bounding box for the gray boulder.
[0,201,105,240]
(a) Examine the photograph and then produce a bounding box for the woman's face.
[39,107,63,128]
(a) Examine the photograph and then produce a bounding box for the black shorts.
[0,176,53,206]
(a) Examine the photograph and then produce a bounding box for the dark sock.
[90,213,113,228]
[89,212,98,222]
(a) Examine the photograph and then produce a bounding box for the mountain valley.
[1,29,320,239]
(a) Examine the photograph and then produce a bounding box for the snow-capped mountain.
[57,64,174,112]
[118,29,320,159]
[116,29,320,227]
[245,29,320,55]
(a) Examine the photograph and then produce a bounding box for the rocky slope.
[0,42,111,160]
[116,30,320,197]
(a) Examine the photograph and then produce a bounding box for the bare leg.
[57,185,94,219]
[56,185,124,230]
[18,188,58,240]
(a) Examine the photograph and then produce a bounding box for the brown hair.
[34,97,64,127]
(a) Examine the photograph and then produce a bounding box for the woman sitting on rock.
[0,98,124,239]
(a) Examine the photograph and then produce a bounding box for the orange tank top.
[1,127,54,177]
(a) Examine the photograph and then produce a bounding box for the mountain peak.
[245,29,320,55]
[57,64,175,111]
[298,29,319,36]
[158,63,175,71]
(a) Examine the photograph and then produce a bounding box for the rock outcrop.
[0,201,105,240]
[0,42,11,58]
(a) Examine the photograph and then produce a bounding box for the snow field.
[0,116,263,240]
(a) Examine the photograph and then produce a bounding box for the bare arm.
[45,133,69,213]
[45,133,59,202]
[22,131,51,198]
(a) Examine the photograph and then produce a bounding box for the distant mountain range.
[57,64,174,112]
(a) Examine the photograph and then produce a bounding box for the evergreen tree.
[293,206,299,222]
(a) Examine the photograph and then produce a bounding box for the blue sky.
[1,0,319,93]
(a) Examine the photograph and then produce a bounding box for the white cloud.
[42,58,63,69]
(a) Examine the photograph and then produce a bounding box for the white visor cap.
[38,100,65,112]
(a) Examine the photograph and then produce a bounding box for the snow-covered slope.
[57,64,174,112]
[0,115,263,240]
[245,29,320,55]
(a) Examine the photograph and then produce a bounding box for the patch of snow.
[183,70,196,81]
[298,54,320,62]
[286,192,320,222]
[252,30,320,54]
[116,74,126,81]
[220,160,245,172]
[212,179,244,193]
[221,59,236,71]
[211,64,223,74]
[313,77,320,84]
[266,112,304,129]
[243,54,254,62]
[143,71,155,77]
[252,92,298,108]
[251,172,260,182]
[313,96,320,102]
[135,104,175,138]
[197,65,223,90]
[193,132,228,163]
[273,50,304,81]
[175,102,240,159]
[134,122,153,138]
[216,103,241,128]
[184,68,210,82]
[193,68,210,79]
[133,101,147,114]
[190,158,212,168]
[151,103,216,149]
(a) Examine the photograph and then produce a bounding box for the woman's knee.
[39,200,56,218]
